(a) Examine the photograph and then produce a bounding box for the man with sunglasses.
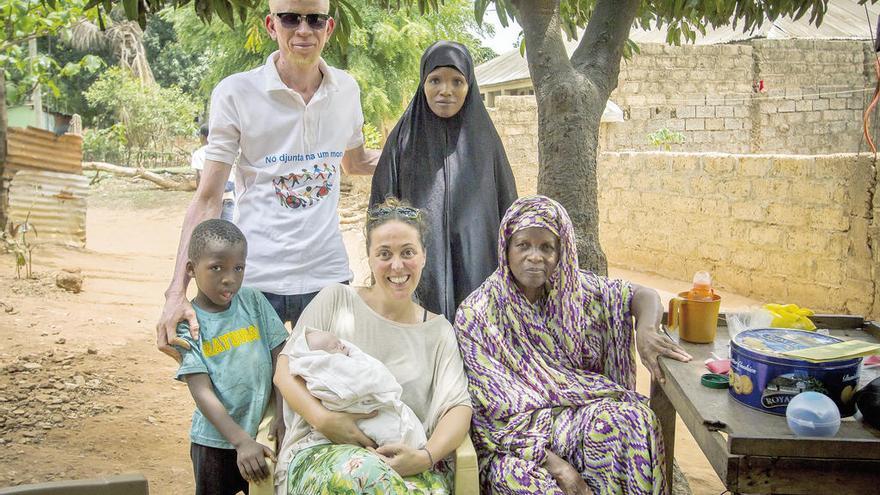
[157,0,378,365]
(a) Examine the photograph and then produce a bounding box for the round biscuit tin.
[729,328,861,416]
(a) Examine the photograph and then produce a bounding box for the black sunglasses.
[368,205,421,220]
[272,12,330,30]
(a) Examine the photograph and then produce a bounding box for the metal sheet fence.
[3,127,86,246]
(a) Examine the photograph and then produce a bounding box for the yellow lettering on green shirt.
[204,325,262,358]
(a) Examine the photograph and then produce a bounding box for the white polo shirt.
[205,52,364,295]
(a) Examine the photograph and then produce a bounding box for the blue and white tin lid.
[732,328,861,367]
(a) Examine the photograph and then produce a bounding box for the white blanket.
[289,332,427,449]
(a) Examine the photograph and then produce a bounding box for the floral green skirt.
[286,444,453,494]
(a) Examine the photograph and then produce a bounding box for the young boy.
[174,219,288,495]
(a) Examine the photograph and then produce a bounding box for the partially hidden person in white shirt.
[290,328,427,449]
[190,124,235,222]
[157,0,380,362]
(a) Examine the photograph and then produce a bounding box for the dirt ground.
[0,176,736,494]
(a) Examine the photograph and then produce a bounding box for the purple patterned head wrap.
[495,196,584,348]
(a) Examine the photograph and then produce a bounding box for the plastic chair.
[250,397,278,495]
[252,398,481,494]
[0,474,148,495]
[453,434,479,495]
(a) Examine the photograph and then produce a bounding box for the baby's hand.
[235,438,275,482]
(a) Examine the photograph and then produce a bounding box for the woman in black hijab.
[370,40,518,318]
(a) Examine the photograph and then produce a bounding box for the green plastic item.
[701,373,730,389]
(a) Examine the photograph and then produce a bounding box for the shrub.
[83,123,127,164]
[647,128,685,151]
[84,68,199,167]
[363,122,383,149]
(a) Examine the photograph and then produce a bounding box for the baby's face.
[306,331,349,355]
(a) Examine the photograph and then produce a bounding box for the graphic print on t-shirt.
[273,163,335,209]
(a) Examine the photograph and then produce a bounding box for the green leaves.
[122,0,139,23]
[77,0,878,51]
[331,0,365,52]
[83,67,199,166]
[60,54,105,77]
[2,0,96,112]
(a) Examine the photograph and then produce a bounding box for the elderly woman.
[273,198,472,494]
[454,196,692,495]
[370,41,518,318]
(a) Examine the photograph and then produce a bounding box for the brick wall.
[507,152,878,317]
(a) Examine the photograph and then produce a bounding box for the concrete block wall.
[608,43,754,152]
[752,39,871,154]
[488,39,875,156]
[507,152,878,317]
[487,96,540,196]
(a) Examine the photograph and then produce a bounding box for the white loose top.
[274,284,472,486]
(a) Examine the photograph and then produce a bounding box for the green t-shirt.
[175,286,288,449]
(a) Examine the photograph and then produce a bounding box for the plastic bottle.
[688,271,715,301]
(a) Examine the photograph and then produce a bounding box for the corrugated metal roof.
[5,126,83,175]
[476,0,880,89]
[7,170,88,247]
[476,51,530,90]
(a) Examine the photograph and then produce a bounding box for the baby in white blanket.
[290,329,427,449]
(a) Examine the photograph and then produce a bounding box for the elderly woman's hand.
[316,410,379,448]
[544,450,592,495]
[636,323,692,384]
[630,284,692,384]
[372,443,432,477]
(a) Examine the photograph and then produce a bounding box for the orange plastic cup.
[668,291,721,343]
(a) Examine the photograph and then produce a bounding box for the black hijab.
[370,41,518,318]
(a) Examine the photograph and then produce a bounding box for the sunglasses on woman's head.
[272,12,330,30]
[368,206,420,219]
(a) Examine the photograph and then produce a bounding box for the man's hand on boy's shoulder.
[157,293,199,362]
[167,332,193,365]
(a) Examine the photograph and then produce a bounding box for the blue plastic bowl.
[786,391,841,437]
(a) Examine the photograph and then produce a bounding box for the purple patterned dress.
[454,196,666,495]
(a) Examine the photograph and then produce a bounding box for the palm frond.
[64,20,108,51]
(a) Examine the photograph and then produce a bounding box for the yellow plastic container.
[668,290,722,343]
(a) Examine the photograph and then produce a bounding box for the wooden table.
[650,316,880,494]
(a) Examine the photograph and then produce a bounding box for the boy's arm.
[270,343,285,445]
[184,373,274,482]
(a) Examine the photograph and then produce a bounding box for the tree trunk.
[1,68,7,230]
[83,161,196,191]
[514,0,605,274]
[515,0,639,275]
[535,74,607,274]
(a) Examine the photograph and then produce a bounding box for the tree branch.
[1,31,56,52]
[513,0,576,88]
[570,0,639,97]
[83,162,196,191]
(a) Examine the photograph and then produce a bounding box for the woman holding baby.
[273,197,472,494]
